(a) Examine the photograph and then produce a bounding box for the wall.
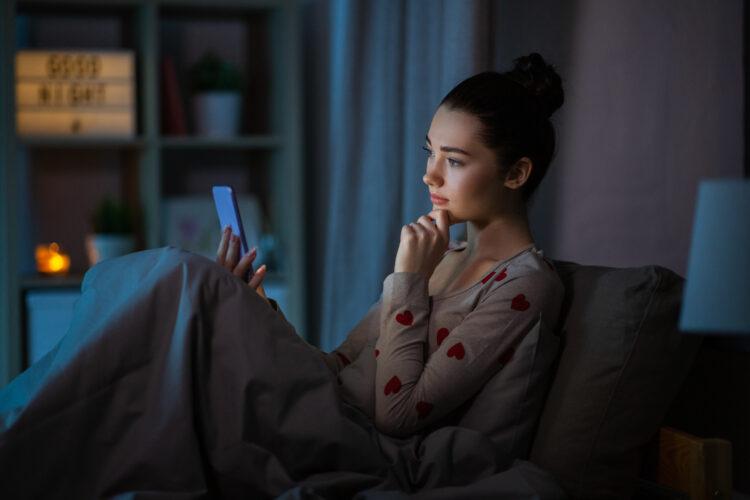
[493,0,744,277]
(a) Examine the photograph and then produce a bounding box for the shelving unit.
[0,0,305,387]
[159,135,282,149]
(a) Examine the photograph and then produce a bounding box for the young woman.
[217,53,566,438]
[1,53,568,498]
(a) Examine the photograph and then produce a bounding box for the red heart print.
[374,349,380,358]
[384,375,402,395]
[447,342,465,360]
[494,268,508,282]
[499,348,515,365]
[436,328,450,346]
[416,401,433,419]
[511,294,530,311]
[396,310,414,326]
[335,352,351,366]
[481,271,496,284]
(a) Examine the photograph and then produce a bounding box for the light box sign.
[15,50,135,137]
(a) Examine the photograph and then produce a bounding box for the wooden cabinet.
[0,0,305,386]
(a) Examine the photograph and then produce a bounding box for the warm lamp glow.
[35,242,71,275]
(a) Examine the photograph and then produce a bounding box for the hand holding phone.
[213,186,271,307]
[213,186,271,305]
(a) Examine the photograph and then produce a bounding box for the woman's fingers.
[248,264,267,290]
[233,247,257,279]
[413,216,438,240]
[405,223,422,240]
[409,222,425,232]
[216,226,231,264]
[418,214,435,225]
[400,224,418,246]
[416,215,438,234]
[216,228,269,304]
[426,210,450,242]
[224,235,241,271]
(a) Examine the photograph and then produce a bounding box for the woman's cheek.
[445,197,467,223]
[445,209,464,225]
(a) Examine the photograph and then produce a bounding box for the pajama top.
[281,241,565,438]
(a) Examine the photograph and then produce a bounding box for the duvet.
[0,247,565,499]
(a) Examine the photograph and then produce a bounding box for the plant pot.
[85,234,135,266]
[192,91,242,137]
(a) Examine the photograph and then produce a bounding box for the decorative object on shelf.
[85,198,136,266]
[35,242,71,275]
[15,50,135,137]
[162,194,263,263]
[188,51,243,137]
[680,178,750,338]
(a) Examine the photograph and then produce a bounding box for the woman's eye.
[422,146,434,158]
[447,158,462,167]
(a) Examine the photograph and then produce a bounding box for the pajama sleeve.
[374,271,551,437]
[320,297,383,375]
[271,290,383,376]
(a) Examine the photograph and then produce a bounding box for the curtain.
[301,0,493,351]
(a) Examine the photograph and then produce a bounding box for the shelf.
[159,135,282,150]
[17,135,146,149]
[1,0,306,385]
[17,0,283,9]
[18,0,142,6]
[21,273,84,290]
[17,0,142,13]
[159,0,282,11]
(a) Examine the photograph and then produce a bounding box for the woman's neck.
[463,209,535,263]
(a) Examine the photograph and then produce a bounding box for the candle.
[35,242,71,275]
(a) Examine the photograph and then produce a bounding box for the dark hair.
[439,53,564,204]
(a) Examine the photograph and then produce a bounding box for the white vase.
[85,234,135,266]
[192,92,242,137]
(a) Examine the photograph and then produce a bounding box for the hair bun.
[508,53,564,118]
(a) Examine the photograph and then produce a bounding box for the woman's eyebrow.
[425,135,471,156]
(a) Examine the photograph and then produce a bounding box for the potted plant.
[188,51,243,137]
[85,198,136,266]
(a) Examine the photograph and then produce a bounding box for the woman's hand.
[394,209,450,279]
[216,226,270,305]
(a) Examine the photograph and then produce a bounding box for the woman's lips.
[430,194,448,205]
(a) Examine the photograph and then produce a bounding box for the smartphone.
[212,185,252,273]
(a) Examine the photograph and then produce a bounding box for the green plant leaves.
[92,198,134,234]
[188,51,243,93]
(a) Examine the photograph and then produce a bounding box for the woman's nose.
[423,164,443,187]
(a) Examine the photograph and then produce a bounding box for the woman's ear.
[503,157,533,190]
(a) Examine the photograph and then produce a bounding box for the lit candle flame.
[35,242,71,275]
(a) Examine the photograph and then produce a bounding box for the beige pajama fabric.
[315,242,564,438]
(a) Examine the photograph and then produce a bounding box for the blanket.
[0,247,566,499]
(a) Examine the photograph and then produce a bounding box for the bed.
[0,247,738,499]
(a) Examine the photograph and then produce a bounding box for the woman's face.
[423,105,509,225]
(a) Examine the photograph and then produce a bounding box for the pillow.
[454,316,561,467]
[529,262,702,499]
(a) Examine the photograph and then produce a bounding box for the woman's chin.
[429,208,464,226]
[445,212,463,226]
